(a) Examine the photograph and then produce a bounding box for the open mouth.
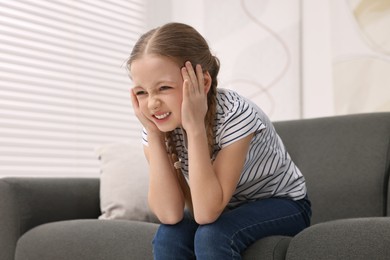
[154,112,171,120]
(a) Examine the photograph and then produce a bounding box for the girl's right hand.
[130,89,161,135]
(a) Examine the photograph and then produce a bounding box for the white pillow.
[95,142,158,222]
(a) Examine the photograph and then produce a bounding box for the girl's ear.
[203,71,212,94]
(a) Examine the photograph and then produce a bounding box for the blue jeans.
[152,196,311,259]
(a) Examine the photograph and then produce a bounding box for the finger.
[182,78,189,96]
[181,66,190,82]
[185,61,199,92]
[181,66,195,94]
[130,90,143,117]
[195,64,205,93]
[130,89,139,108]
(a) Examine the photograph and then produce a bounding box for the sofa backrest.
[274,113,390,225]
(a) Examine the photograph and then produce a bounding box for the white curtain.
[0,0,145,178]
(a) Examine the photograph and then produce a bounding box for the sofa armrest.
[286,217,390,260]
[0,177,100,260]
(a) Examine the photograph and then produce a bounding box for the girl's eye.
[135,90,147,96]
[160,86,171,91]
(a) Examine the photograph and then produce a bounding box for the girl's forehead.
[130,55,183,88]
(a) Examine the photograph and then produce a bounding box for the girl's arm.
[181,62,253,224]
[130,90,185,224]
[144,134,186,224]
[187,129,253,224]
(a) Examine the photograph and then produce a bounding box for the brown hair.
[127,23,220,213]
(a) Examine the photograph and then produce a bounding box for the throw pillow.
[95,142,158,222]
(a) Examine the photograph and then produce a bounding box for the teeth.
[155,112,170,119]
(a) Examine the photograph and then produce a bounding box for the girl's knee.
[195,225,223,243]
[153,224,197,259]
[153,221,193,246]
[194,224,234,256]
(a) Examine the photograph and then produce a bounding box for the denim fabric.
[152,196,311,260]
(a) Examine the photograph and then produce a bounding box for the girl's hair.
[127,22,220,213]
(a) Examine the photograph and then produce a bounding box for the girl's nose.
[148,95,161,111]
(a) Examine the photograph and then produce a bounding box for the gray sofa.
[1,112,390,260]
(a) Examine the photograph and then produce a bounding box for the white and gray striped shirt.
[142,88,307,208]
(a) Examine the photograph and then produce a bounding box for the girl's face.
[130,54,184,132]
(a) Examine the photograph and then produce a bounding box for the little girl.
[128,22,311,259]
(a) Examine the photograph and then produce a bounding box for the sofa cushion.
[15,219,159,260]
[15,219,291,260]
[96,142,158,222]
[286,217,390,260]
[274,113,390,224]
[242,235,291,260]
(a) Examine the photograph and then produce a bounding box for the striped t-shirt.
[142,88,307,208]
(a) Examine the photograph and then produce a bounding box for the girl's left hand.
[181,61,208,132]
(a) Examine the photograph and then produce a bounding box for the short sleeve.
[216,97,265,148]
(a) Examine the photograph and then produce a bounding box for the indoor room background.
[0,0,389,178]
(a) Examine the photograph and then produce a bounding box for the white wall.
[301,0,334,118]
[330,0,390,115]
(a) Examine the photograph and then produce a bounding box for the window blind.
[0,0,146,177]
